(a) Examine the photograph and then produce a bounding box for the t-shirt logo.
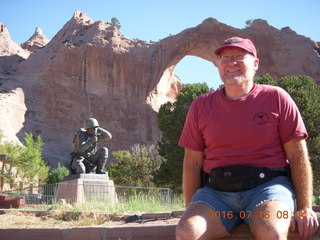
[253,112,270,125]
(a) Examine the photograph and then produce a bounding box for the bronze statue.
[70,118,112,174]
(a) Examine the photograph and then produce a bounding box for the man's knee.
[176,218,205,240]
[176,203,228,240]
[250,201,291,240]
[176,217,228,240]
[176,223,192,240]
[74,163,86,174]
[71,158,86,174]
[99,147,108,157]
[175,224,186,240]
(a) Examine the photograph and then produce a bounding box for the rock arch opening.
[174,55,221,90]
[146,54,221,112]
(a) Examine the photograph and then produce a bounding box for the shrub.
[47,163,70,184]
[107,144,164,187]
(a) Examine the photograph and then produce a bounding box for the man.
[70,117,112,174]
[176,37,319,240]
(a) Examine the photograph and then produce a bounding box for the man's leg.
[71,157,86,174]
[243,176,295,240]
[176,187,242,240]
[176,202,229,240]
[90,147,108,174]
[250,200,292,240]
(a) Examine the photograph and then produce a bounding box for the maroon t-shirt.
[178,84,307,173]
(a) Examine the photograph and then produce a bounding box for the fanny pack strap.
[206,166,290,192]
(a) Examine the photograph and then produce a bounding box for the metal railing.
[0,183,173,206]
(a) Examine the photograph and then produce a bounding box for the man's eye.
[221,56,230,61]
[236,55,245,60]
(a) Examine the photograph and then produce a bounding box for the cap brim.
[215,45,256,57]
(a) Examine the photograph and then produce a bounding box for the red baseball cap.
[215,37,257,57]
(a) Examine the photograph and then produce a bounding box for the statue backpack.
[69,128,86,173]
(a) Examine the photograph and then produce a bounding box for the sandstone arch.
[0,11,319,166]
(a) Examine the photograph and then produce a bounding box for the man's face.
[87,127,98,136]
[217,47,259,86]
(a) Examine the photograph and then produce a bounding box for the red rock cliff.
[0,11,319,167]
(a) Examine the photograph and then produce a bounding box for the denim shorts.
[191,176,295,233]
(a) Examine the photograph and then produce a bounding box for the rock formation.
[0,23,29,143]
[0,11,319,168]
[21,27,49,52]
[0,23,30,74]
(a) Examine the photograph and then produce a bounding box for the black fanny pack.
[206,166,290,192]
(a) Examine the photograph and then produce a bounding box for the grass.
[29,194,185,216]
[0,194,185,228]
[0,210,115,228]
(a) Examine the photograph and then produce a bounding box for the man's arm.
[97,127,112,141]
[284,137,319,239]
[183,148,204,206]
[74,130,96,153]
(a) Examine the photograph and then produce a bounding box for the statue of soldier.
[70,118,112,174]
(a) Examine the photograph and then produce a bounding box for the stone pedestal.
[56,173,116,204]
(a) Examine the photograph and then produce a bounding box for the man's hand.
[291,207,319,239]
[90,135,98,143]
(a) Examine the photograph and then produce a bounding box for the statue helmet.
[84,118,99,130]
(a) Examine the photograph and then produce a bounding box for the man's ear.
[253,58,259,71]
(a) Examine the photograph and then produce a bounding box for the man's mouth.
[227,69,241,73]
[226,69,242,76]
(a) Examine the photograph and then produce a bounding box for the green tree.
[254,73,278,86]
[0,131,24,189]
[154,83,212,192]
[111,17,121,30]
[47,163,69,184]
[278,76,320,195]
[107,144,164,186]
[15,133,49,185]
[0,132,49,188]
[245,19,253,28]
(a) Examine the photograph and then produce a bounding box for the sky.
[1,0,319,89]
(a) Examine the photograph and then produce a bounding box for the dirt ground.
[0,210,180,229]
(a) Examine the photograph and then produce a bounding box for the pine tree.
[155,83,212,192]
